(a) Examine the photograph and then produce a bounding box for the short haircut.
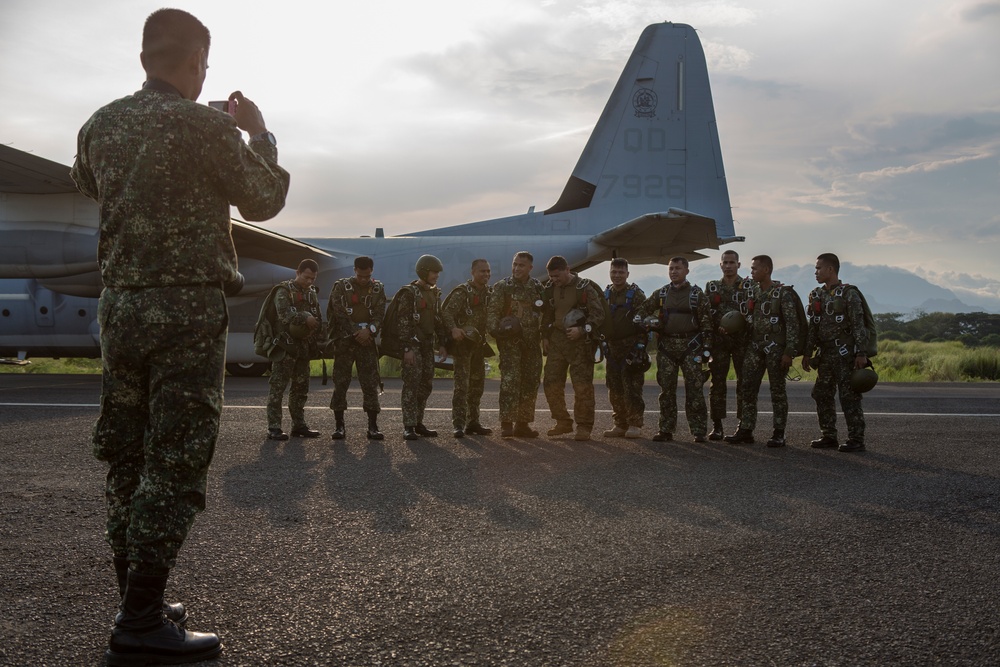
[546,255,569,271]
[142,9,211,72]
[668,256,689,268]
[817,253,840,273]
[721,249,740,261]
[610,258,629,269]
[354,256,374,271]
[751,254,773,272]
[471,258,489,271]
[513,251,533,263]
[298,258,319,273]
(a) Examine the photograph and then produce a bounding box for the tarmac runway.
[1,374,998,666]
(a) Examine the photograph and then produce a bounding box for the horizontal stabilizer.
[589,208,720,264]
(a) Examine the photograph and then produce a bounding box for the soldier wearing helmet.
[442,259,493,438]
[703,250,751,440]
[540,255,606,442]
[486,251,545,438]
[266,259,323,440]
[801,253,871,452]
[394,255,448,440]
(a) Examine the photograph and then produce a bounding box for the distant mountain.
[620,262,1000,315]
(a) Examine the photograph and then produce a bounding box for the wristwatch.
[251,131,276,146]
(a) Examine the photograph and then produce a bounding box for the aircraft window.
[2,310,9,317]
[78,309,87,317]
[39,307,49,315]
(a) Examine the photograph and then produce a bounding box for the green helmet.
[462,327,482,344]
[850,367,879,393]
[415,254,444,281]
[288,321,312,340]
[267,345,286,362]
[720,310,747,334]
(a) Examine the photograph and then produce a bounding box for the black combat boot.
[331,411,346,440]
[366,410,384,440]
[404,426,420,440]
[767,430,786,448]
[500,422,514,438]
[708,420,725,441]
[466,423,492,435]
[113,557,187,626]
[106,570,221,666]
[415,423,438,437]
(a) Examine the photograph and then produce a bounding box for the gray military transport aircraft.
[0,22,741,376]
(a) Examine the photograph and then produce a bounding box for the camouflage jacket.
[746,281,801,357]
[441,280,491,334]
[540,275,606,339]
[326,277,386,340]
[395,281,446,349]
[274,280,322,348]
[805,282,870,357]
[705,276,752,336]
[71,79,290,288]
[487,275,544,343]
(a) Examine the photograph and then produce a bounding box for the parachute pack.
[378,285,414,359]
[252,282,290,359]
[809,283,879,357]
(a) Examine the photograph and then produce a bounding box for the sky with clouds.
[2,0,998,305]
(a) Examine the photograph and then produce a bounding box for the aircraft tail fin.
[545,22,736,244]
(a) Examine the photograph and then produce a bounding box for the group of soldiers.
[266,249,871,453]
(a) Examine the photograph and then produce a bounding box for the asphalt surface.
[1,374,999,666]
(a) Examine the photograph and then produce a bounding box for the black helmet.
[497,315,522,338]
[462,326,482,344]
[625,346,652,372]
[415,254,444,281]
[850,367,879,393]
[720,310,746,334]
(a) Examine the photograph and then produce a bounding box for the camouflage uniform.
[487,275,544,425]
[442,280,491,430]
[634,282,713,437]
[604,283,648,429]
[327,277,386,414]
[71,78,289,570]
[267,280,322,431]
[805,283,870,443]
[705,276,751,422]
[737,282,803,433]
[540,276,606,430]
[396,282,446,428]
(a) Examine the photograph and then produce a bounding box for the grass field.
[3,340,999,382]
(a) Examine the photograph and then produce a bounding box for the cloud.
[958,1,1000,21]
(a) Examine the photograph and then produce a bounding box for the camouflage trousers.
[329,339,381,414]
[605,353,645,428]
[267,348,312,430]
[452,342,486,429]
[737,343,788,433]
[812,348,866,442]
[543,332,596,428]
[94,286,227,572]
[655,337,708,436]
[402,341,436,428]
[497,338,543,424]
[708,334,746,422]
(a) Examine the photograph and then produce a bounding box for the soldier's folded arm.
[213,123,290,222]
